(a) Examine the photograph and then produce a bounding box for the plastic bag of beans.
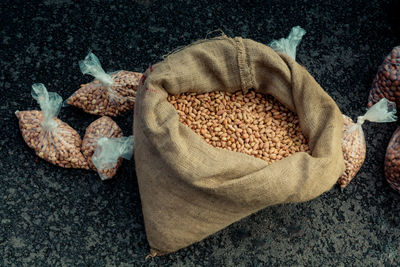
[134,35,347,255]
[16,83,89,169]
[268,26,306,60]
[81,116,123,174]
[368,46,400,110]
[65,52,142,116]
[338,98,397,189]
[91,136,134,180]
[385,126,400,193]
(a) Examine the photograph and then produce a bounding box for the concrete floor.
[1,0,400,265]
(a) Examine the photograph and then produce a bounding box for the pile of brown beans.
[385,126,400,193]
[66,71,142,117]
[167,90,310,164]
[337,115,366,188]
[368,46,400,110]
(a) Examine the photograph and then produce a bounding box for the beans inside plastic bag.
[368,46,400,110]
[385,126,400,193]
[92,136,134,180]
[338,98,397,189]
[81,116,123,171]
[66,52,142,117]
[16,84,89,169]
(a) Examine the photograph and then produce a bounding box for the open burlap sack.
[133,36,345,255]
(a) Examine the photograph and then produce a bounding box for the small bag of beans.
[65,52,142,117]
[16,83,89,169]
[368,46,400,110]
[385,126,400,193]
[91,136,134,180]
[268,26,306,60]
[338,98,397,189]
[81,116,123,172]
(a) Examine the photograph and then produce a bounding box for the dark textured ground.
[1,0,400,266]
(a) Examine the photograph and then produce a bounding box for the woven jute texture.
[133,36,345,255]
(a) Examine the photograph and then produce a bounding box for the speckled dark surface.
[1,0,400,266]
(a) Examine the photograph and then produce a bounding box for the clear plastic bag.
[338,98,397,188]
[385,126,400,193]
[268,26,306,60]
[66,52,142,116]
[91,136,134,180]
[16,83,89,169]
[368,46,400,110]
[81,116,123,171]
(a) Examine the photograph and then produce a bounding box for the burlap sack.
[133,36,345,255]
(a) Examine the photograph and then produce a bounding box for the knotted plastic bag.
[368,46,400,110]
[338,98,397,188]
[81,116,123,171]
[66,52,142,116]
[92,136,134,180]
[268,26,306,60]
[385,126,400,193]
[16,83,89,169]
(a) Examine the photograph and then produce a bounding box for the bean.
[167,89,311,165]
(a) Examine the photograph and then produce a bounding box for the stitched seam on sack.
[139,38,252,164]
[235,37,246,93]
[245,39,255,92]
[242,38,253,91]
[140,37,240,135]
[235,37,253,94]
